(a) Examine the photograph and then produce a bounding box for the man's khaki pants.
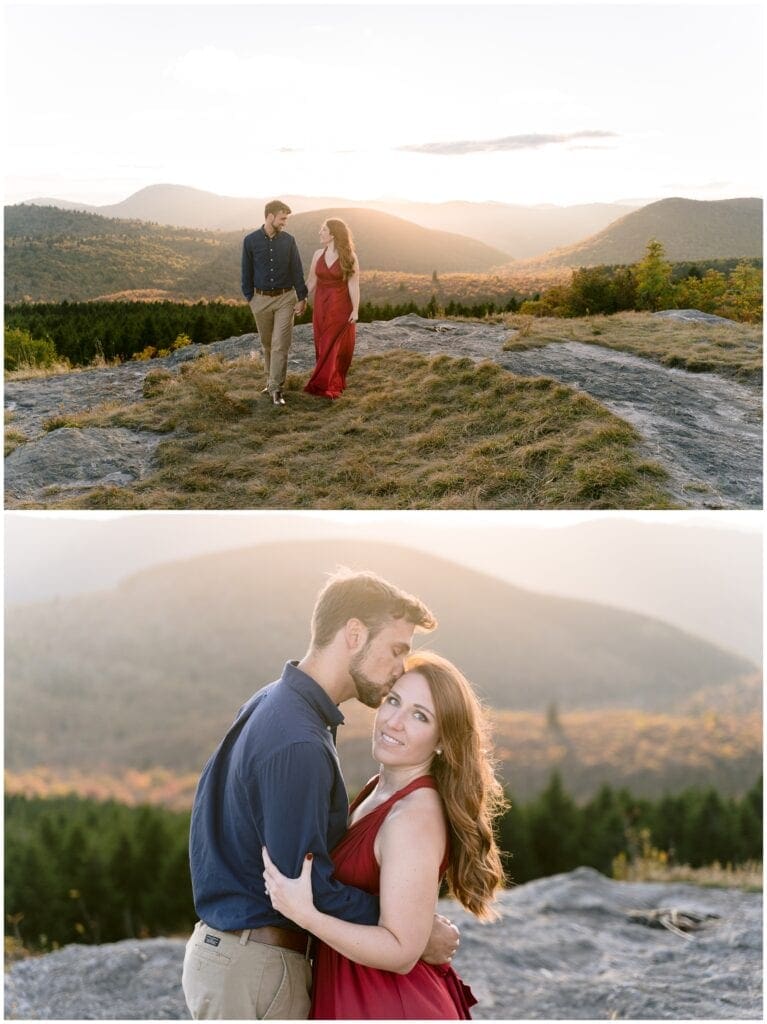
[182,921,312,1020]
[249,289,297,395]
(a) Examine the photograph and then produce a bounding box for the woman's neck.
[376,763,432,798]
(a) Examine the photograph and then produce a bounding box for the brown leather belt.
[239,925,310,953]
[255,287,293,297]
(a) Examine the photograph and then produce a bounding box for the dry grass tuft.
[5,412,28,456]
[615,854,762,892]
[501,311,762,379]
[38,349,674,510]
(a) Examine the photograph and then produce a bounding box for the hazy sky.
[5,510,762,663]
[4,2,763,207]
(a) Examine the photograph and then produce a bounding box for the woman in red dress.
[304,218,359,399]
[263,652,507,1020]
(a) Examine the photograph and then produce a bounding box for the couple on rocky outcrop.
[241,199,359,406]
[181,568,506,1020]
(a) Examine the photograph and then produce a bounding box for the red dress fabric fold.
[304,253,356,399]
[310,775,477,1020]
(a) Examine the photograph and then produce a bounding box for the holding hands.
[262,847,315,929]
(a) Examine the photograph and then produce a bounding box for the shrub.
[131,346,158,362]
[4,327,59,372]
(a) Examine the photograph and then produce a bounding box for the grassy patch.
[40,350,674,510]
[614,856,762,893]
[5,423,29,456]
[501,311,762,380]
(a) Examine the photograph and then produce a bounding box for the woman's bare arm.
[307,250,321,301]
[263,787,447,974]
[347,259,361,321]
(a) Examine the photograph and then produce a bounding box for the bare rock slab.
[5,938,185,1020]
[4,869,761,1020]
[4,427,161,502]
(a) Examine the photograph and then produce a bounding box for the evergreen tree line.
[6,774,761,952]
[4,296,523,370]
[4,301,255,368]
[519,243,762,322]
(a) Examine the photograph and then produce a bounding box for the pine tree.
[527,772,580,876]
[635,239,674,311]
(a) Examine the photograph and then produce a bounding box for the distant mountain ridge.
[525,197,763,267]
[4,203,508,301]
[22,183,643,257]
[7,192,760,303]
[284,207,511,271]
[5,540,756,780]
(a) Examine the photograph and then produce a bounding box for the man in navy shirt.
[242,199,308,407]
[182,569,459,1020]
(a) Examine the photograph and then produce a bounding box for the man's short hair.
[311,568,437,649]
[264,199,292,219]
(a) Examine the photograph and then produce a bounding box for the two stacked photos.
[4,4,762,1021]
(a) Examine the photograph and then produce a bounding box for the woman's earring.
[435,748,443,755]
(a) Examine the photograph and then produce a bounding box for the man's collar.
[281,661,344,728]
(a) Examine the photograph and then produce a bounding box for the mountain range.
[24,184,642,258]
[4,203,509,302]
[5,540,757,785]
[5,193,762,303]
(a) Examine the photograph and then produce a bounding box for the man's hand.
[421,912,460,965]
[294,300,307,317]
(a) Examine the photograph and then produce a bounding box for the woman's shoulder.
[379,784,447,855]
[387,782,445,826]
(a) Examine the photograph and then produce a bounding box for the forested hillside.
[531,197,762,267]
[4,204,509,302]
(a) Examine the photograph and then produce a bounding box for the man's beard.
[350,651,392,709]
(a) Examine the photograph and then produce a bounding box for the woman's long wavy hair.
[405,651,508,921]
[325,218,358,280]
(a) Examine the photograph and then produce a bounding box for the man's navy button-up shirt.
[241,227,308,302]
[189,661,379,931]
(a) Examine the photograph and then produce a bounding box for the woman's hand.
[349,311,358,323]
[262,848,315,929]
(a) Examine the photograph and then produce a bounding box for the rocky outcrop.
[5,314,762,508]
[4,427,160,499]
[4,869,761,1020]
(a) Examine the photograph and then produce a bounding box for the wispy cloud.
[398,130,619,156]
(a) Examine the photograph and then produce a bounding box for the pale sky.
[4,2,763,207]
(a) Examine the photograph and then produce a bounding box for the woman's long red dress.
[310,775,477,1020]
[304,252,356,399]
